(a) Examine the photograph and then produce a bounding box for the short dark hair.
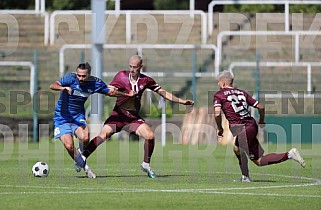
[77,62,91,74]
[130,55,143,65]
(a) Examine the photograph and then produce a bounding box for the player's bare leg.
[136,123,156,178]
[59,134,94,178]
[74,126,89,172]
[75,126,89,152]
[82,124,114,159]
[74,125,114,178]
[72,128,97,178]
[60,134,76,160]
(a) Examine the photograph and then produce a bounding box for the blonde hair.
[217,70,234,84]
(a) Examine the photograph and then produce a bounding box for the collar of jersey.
[129,73,140,85]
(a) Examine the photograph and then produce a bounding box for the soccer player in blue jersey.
[50,62,134,178]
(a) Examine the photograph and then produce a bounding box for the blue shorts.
[53,114,87,139]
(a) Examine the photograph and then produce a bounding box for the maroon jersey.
[109,70,161,113]
[214,87,264,160]
[213,87,258,125]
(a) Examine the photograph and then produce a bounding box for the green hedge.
[265,116,321,144]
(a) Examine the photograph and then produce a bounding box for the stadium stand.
[1,0,321,141]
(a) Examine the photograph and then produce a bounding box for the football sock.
[235,151,249,177]
[259,153,288,166]
[78,142,84,153]
[78,141,85,153]
[84,165,89,170]
[144,139,155,163]
[287,152,292,159]
[83,136,103,158]
[78,140,89,153]
[74,152,86,168]
[141,162,150,169]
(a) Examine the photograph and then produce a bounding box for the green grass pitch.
[0,140,320,210]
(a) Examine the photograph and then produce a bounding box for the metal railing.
[228,61,321,93]
[50,10,207,46]
[216,30,321,75]
[35,0,46,14]
[59,43,217,77]
[0,61,35,96]
[208,0,321,36]
[0,10,49,46]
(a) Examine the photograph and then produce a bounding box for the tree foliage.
[153,0,188,10]
[290,5,321,13]
[148,102,173,119]
[51,0,90,10]
[1,1,321,13]
[223,4,321,14]
[0,0,34,9]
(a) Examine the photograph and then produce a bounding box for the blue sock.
[74,153,86,168]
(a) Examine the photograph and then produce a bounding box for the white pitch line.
[1,181,318,192]
[0,189,321,199]
[0,173,320,198]
[200,191,321,198]
[192,182,320,191]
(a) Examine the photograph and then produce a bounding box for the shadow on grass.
[76,174,188,179]
[252,180,277,183]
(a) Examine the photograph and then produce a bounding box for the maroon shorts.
[230,119,264,160]
[104,109,145,133]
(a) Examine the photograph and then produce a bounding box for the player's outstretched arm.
[255,102,265,127]
[156,88,194,105]
[49,81,72,94]
[106,87,135,97]
[214,106,224,137]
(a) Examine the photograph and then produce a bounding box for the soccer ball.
[32,162,49,177]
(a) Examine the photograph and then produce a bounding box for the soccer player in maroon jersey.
[213,70,306,182]
[80,55,194,178]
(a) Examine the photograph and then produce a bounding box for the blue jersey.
[53,72,109,124]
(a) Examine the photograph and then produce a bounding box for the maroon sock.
[235,152,249,177]
[144,139,155,163]
[260,153,288,166]
[83,136,104,158]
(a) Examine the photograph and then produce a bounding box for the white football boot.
[288,148,306,168]
[140,163,156,178]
